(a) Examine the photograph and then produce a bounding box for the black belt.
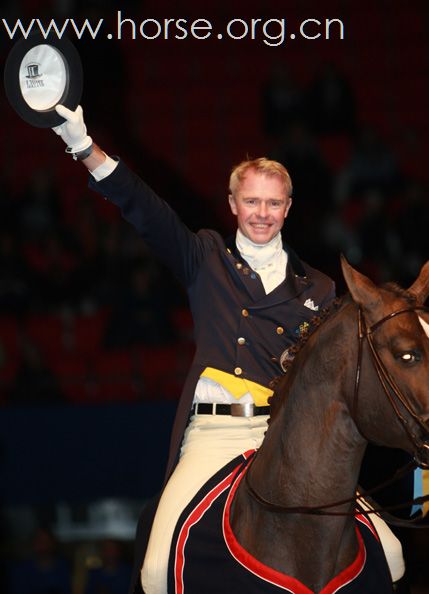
[192,403,270,418]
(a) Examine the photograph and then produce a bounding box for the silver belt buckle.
[230,402,254,417]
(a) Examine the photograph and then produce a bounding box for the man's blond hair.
[229,157,293,198]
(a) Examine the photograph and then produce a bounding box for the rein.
[245,304,429,526]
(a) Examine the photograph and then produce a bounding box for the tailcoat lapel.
[222,235,313,307]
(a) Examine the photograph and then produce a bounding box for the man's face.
[229,170,292,244]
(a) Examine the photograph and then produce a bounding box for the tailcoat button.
[237,337,246,345]
[276,326,284,335]
[242,309,249,317]
[236,262,243,269]
[234,367,243,376]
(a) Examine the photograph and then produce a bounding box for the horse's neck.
[231,307,368,591]
[258,308,365,501]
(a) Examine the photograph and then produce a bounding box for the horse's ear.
[407,260,429,304]
[340,255,380,308]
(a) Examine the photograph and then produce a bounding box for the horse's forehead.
[418,316,429,338]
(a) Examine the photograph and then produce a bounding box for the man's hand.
[52,105,92,153]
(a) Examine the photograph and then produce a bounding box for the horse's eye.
[397,351,420,364]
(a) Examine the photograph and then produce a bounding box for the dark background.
[0,1,428,593]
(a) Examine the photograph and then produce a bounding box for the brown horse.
[169,258,429,593]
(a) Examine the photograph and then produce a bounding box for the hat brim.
[4,32,83,128]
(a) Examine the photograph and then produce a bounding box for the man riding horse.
[51,105,408,593]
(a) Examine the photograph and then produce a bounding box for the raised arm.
[52,105,214,286]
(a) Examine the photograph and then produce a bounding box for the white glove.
[52,105,92,154]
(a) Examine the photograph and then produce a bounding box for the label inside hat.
[19,44,68,111]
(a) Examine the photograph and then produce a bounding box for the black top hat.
[4,32,83,128]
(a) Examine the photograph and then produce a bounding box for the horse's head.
[341,257,429,467]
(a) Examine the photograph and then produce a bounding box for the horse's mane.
[267,296,344,421]
[279,297,344,375]
[267,282,417,422]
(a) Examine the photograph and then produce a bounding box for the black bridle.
[245,304,429,521]
[354,305,429,468]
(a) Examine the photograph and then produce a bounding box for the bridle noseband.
[245,303,429,520]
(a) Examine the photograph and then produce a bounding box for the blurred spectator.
[84,539,132,594]
[391,181,429,283]
[351,189,396,282]
[17,169,62,241]
[272,122,333,200]
[103,259,176,349]
[7,527,72,594]
[8,339,64,404]
[304,62,357,136]
[0,230,30,314]
[270,121,333,260]
[321,200,361,271]
[0,173,19,232]
[23,231,79,311]
[262,62,304,138]
[334,126,402,204]
[321,188,396,284]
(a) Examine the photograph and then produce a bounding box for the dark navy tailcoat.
[90,159,336,477]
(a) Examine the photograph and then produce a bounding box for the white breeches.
[141,414,269,594]
[141,415,405,594]
[358,496,405,582]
